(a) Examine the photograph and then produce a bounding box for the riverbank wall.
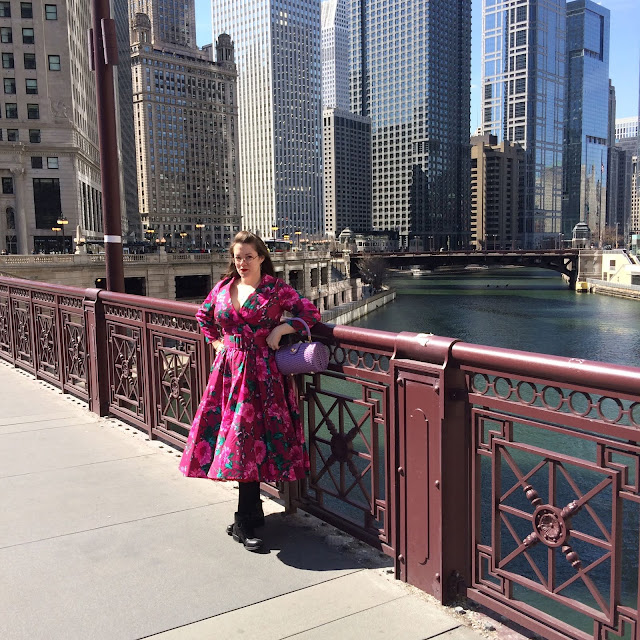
[321,289,396,325]
[586,278,640,300]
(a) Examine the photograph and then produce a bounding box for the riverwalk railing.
[1,274,638,640]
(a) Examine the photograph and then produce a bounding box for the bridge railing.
[1,274,638,640]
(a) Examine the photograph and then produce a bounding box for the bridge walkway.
[0,363,523,640]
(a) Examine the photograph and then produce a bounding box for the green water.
[351,269,640,368]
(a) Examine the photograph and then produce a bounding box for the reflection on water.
[350,269,640,367]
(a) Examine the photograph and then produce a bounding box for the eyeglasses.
[234,255,258,264]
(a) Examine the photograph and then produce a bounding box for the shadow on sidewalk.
[246,512,391,573]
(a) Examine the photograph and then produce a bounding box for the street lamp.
[56,216,68,253]
[283,233,290,250]
[271,225,279,239]
[51,226,61,253]
[180,231,187,251]
[195,222,205,251]
[295,230,301,250]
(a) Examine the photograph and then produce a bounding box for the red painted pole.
[91,0,125,292]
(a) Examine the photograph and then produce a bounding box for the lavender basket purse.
[275,318,330,376]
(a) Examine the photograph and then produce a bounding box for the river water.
[350,268,640,368]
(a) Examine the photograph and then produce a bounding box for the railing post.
[439,356,471,602]
[84,288,109,416]
[393,333,470,603]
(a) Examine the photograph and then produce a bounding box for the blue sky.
[194,0,639,130]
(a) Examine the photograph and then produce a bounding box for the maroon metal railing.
[1,275,638,640]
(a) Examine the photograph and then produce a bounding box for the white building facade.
[212,0,323,239]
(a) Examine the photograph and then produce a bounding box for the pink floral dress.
[179,274,321,482]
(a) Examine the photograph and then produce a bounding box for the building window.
[45,4,57,19]
[24,53,36,69]
[48,55,60,71]
[2,53,14,69]
[5,103,17,119]
[31,156,42,169]
[4,77,15,94]
[33,178,62,229]
[2,177,13,194]
[47,156,58,169]
[20,2,32,18]
[22,28,35,45]
[6,206,15,228]
[27,103,39,119]
[29,128,40,143]
[0,2,10,18]
[7,129,17,141]
[0,27,12,43]
[25,78,37,94]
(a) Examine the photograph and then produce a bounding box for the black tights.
[238,481,260,515]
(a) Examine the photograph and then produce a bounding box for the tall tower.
[129,0,196,50]
[562,0,610,244]
[212,0,323,239]
[321,0,349,111]
[351,1,471,249]
[0,0,103,254]
[563,1,610,246]
[130,8,241,249]
[481,0,566,248]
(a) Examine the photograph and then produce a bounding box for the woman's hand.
[266,323,296,350]
[212,340,224,354]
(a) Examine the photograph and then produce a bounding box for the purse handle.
[288,317,312,343]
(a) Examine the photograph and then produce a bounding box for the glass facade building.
[212,0,323,238]
[350,0,471,249]
[481,0,566,248]
[563,0,610,245]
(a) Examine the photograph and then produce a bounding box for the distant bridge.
[353,249,580,287]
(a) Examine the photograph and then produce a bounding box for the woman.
[179,231,321,552]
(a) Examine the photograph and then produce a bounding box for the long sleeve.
[195,281,223,343]
[276,279,321,336]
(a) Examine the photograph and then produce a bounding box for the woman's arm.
[195,281,223,345]
[266,280,321,349]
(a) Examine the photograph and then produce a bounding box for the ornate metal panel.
[0,290,11,359]
[151,333,198,446]
[34,303,59,381]
[11,297,33,369]
[107,322,145,423]
[301,372,391,550]
[61,308,87,397]
[466,369,639,640]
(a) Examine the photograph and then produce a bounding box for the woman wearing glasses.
[179,230,321,551]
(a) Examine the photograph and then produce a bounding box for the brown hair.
[223,230,275,278]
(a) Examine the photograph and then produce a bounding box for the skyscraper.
[563,0,610,246]
[130,10,241,249]
[129,0,196,51]
[212,0,323,239]
[115,0,141,243]
[0,0,103,254]
[321,0,349,111]
[470,134,524,251]
[481,0,566,248]
[350,1,471,249]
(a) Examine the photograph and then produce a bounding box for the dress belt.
[223,334,268,350]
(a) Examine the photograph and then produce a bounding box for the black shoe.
[226,501,264,535]
[230,512,263,552]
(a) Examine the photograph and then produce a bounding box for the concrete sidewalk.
[0,361,512,640]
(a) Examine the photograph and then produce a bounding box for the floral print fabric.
[179,274,321,482]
